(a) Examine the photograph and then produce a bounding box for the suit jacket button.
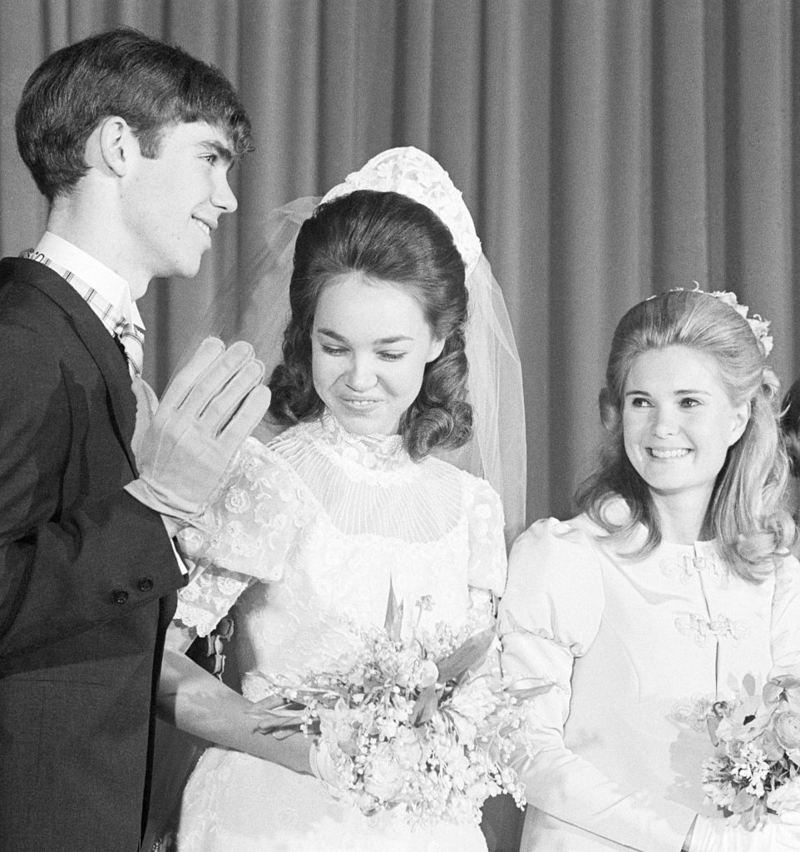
[112,589,129,604]
[138,577,154,592]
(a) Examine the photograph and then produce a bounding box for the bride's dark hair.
[268,189,472,460]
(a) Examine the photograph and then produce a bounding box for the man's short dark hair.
[16,27,253,203]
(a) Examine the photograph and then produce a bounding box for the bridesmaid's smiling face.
[622,345,749,505]
[311,272,444,436]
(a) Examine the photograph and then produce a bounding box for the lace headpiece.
[321,147,483,277]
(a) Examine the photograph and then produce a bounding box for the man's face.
[120,121,238,289]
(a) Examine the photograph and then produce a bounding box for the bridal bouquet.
[701,674,800,829]
[249,592,548,826]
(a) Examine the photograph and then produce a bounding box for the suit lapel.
[14,259,139,474]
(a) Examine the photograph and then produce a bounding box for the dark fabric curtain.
[2,2,799,849]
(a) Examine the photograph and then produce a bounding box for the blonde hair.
[576,289,794,582]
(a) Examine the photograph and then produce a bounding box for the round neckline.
[598,497,718,552]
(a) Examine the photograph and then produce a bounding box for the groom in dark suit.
[0,29,270,851]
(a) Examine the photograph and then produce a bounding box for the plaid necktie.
[21,249,144,377]
[115,321,145,378]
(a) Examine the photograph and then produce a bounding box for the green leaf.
[505,678,556,702]
[436,628,495,683]
[411,684,439,726]
[730,788,759,814]
[384,581,405,641]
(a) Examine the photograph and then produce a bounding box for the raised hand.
[125,338,271,525]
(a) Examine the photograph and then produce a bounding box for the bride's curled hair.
[576,288,795,582]
[268,189,472,460]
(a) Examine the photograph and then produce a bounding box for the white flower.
[416,660,439,689]
[730,742,771,798]
[767,777,800,814]
[224,487,251,514]
[362,742,406,802]
[448,678,498,726]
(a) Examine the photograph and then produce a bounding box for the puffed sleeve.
[498,517,695,852]
[770,551,800,676]
[174,437,312,637]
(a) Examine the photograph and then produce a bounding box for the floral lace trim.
[315,411,408,469]
[660,551,725,585]
[320,147,482,275]
[674,612,750,647]
[175,598,225,638]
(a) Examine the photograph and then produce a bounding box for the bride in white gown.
[156,148,526,851]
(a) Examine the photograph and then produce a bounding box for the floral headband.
[666,284,774,357]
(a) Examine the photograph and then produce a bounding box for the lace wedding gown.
[171,413,506,852]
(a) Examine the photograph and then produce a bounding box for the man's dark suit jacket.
[0,257,186,851]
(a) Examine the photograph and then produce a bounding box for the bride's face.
[311,272,444,436]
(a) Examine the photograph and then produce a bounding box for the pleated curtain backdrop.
[2,0,799,528]
[1,1,799,850]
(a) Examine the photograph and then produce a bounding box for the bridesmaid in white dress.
[156,149,525,852]
[500,289,800,852]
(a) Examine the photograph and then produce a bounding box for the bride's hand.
[250,694,290,713]
[246,694,302,735]
[244,719,315,775]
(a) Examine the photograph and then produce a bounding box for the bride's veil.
[200,147,527,542]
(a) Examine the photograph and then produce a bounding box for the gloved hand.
[688,813,800,851]
[125,338,270,525]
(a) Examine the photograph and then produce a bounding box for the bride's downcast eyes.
[319,343,408,361]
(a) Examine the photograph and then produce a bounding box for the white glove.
[309,739,339,787]
[125,338,270,524]
[689,813,800,852]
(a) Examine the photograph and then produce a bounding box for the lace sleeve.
[178,437,311,582]
[174,564,253,638]
[465,476,507,597]
[174,437,313,637]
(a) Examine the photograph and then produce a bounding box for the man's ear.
[92,116,137,177]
